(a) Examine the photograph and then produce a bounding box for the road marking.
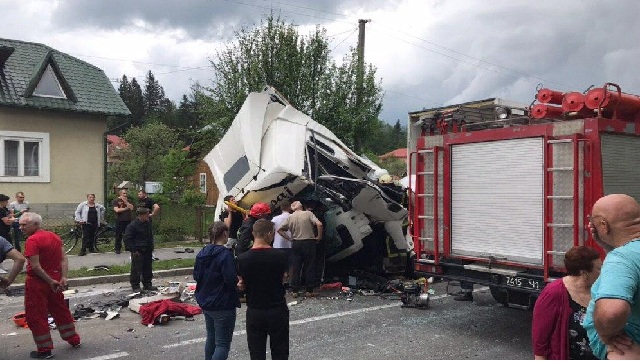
[87,351,129,360]
[163,286,490,350]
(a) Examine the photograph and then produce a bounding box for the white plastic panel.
[451,137,544,264]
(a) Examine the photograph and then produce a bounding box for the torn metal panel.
[204,86,410,269]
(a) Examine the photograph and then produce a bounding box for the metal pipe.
[585,84,640,114]
[531,104,564,119]
[562,92,586,112]
[536,88,564,105]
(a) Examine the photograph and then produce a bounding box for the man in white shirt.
[8,192,29,252]
[271,200,292,284]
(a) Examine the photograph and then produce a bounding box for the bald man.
[278,201,323,297]
[582,194,640,359]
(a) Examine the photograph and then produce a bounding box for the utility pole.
[354,19,370,153]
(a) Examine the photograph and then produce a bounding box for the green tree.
[378,157,406,178]
[160,148,203,205]
[116,75,145,128]
[108,122,179,186]
[129,78,145,125]
[143,70,166,116]
[200,15,383,154]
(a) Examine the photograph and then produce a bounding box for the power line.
[385,89,442,107]
[258,0,348,19]
[327,27,358,38]
[220,0,352,25]
[331,28,358,52]
[71,53,183,68]
[232,0,570,89]
[370,21,570,89]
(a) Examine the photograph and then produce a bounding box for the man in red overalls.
[21,212,81,359]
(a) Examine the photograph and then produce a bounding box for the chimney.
[0,46,15,68]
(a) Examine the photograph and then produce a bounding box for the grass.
[13,258,195,285]
[155,239,204,248]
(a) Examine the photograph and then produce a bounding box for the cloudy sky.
[3,0,640,124]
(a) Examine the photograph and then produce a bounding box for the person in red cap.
[21,212,81,359]
[234,203,272,256]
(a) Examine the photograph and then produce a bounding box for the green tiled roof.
[0,38,130,116]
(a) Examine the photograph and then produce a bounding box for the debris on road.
[138,299,201,326]
[179,282,196,302]
[128,292,179,313]
[12,312,28,328]
[87,265,110,271]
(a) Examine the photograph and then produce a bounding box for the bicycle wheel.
[60,228,79,254]
[94,224,116,252]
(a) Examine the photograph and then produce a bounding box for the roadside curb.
[8,267,194,294]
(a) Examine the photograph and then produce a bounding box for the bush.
[153,202,197,243]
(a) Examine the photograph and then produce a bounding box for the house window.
[0,131,50,182]
[199,173,207,193]
[33,64,67,99]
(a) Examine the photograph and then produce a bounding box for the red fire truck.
[406,83,640,308]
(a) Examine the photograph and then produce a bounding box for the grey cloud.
[379,0,640,123]
[51,0,388,40]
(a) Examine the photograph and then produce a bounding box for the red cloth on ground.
[138,299,202,325]
[319,282,342,290]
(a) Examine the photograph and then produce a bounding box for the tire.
[60,228,79,254]
[94,225,116,252]
[490,286,536,309]
[489,286,509,306]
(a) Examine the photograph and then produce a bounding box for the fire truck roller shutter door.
[450,137,544,265]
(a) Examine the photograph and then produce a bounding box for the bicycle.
[59,222,117,254]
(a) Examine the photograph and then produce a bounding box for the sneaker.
[30,350,53,359]
[115,250,121,254]
[78,250,86,256]
[453,292,473,302]
[143,285,158,291]
[132,287,142,293]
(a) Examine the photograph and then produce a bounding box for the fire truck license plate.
[504,276,541,291]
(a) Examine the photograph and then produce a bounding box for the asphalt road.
[0,277,534,360]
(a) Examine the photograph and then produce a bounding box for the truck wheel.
[489,286,509,306]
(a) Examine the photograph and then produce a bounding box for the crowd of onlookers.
[193,196,328,359]
[7,190,640,360]
[0,189,164,359]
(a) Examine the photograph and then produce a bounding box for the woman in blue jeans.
[194,221,241,359]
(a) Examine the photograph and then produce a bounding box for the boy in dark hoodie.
[194,221,240,360]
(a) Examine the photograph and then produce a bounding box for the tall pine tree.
[143,70,166,116]
[116,75,145,128]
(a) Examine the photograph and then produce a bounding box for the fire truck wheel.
[489,286,509,306]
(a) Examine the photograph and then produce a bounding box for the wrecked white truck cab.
[204,87,410,272]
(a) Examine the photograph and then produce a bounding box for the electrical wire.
[331,28,358,52]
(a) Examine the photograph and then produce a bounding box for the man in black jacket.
[124,208,156,292]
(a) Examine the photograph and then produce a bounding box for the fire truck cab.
[407,85,640,308]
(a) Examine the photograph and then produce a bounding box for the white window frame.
[0,131,51,182]
[33,64,67,99]
[199,173,207,193]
